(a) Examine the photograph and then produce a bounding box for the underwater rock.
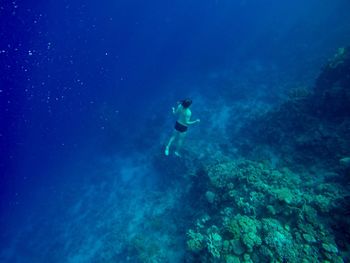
[311,46,350,121]
[302,233,316,243]
[243,253,253,263]
[322,243,338,254]
[266,205,276,215]
[313,194,332,213]
[233,46,350,168]
[225,255,241,263]
[274,187,294,204]
[259,245,274,260]
[205,191,216,204]
[315,47,350,95]
[230,239,245,255]
[222,240,231,254]
[196,214,211,229]
[339,156,350,167]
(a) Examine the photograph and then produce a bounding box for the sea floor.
[1,94,349,262]
[0,151,192,263]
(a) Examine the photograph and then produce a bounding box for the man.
[165,98,200,156]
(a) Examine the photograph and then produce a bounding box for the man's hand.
[172,107,176,113]
[196,119,200,123]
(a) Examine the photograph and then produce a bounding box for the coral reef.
[182,47,350,262]
[185,159,348,262]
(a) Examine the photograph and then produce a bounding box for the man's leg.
[174,132,186,157]
[165,131,177,156]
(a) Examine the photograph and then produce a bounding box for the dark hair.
[181,98,192,108]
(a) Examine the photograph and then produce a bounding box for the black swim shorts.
[174,121,188,133]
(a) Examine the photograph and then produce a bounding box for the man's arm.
[172,104,181,115]
[185,112,200,125]
[187,119,200,125]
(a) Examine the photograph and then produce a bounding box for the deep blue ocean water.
[1,0,350,262]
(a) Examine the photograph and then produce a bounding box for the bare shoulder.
[175,104,182,113]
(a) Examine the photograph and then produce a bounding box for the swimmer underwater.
[165,98,200,157]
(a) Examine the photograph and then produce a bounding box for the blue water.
[1,0,350,262]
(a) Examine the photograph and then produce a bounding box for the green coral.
[226,214,262,252]
[313,194,332,213]
[186,159,349,262]
[207,162,238,188]
[225,255,240,263]
[274,187,294,204]
[262,218,298,262]
[186,230,205,252]
[207,232,222,258]
[329,47,347,68]
[322,243,338,254]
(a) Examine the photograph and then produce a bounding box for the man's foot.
[174,151,182,157]
[165,146,170,156]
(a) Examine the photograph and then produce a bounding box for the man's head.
[181,98,192,109]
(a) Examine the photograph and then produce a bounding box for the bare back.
[176,105,191,126]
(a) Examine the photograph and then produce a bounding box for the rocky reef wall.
[233,47,350,170]
[180,47,350,263]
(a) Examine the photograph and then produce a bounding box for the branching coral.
[274,187,294,204]
[207,232,222,258]
[185,158,349,262]
[186,230,205,252]
[262,219,297,261]
[225,214,262,252]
